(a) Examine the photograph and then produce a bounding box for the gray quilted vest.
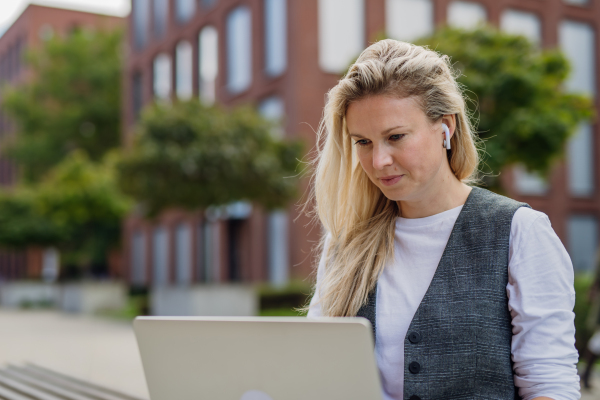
[357,187,529,400]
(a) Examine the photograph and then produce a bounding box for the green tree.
[0,152,131,278]
[117,100,303,215]
[2,28,122,182]
[416,27,594,183]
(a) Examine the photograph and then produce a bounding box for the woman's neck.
[397,173,472,219]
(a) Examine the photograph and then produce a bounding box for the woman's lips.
[379,175,403,186]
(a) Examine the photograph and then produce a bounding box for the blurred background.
[0,0,598,398]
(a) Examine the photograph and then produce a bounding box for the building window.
[568,215,598,272]
[153,0,169,38]
[202,219,221,282]
[560,20,595,197]
[447,1,487,29]
[386,0,433,42]
[227,6,253,94]
[176,41,194,100]
[568,124,594,196]
[500,9,541,46]
[318,0,365,74]
[153,53,172,101]
[175,223,192,285]
[564,0,588,5]
[133,0,150,50]
[131,230,147,286]
[199,26,219,104]
[268,210,289,286]
[560,21,595,96]
[265,0,287,77]
[202,0,218,9]
[176,0,197,23]
[152,227,169,285]
[132,71,143,121]
[259,96,285,138]
[512,165,548,196]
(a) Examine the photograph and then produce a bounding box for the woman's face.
[346,95,453,202]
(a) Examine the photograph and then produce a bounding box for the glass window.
[500,9,541,46]
[265,0,287,76]
[560,20,595,97]
[175,224,192,285]
[560,21,595,197]
[318,0,365,73]
[153,0,169,38]
[447,1,487,29]
[199,26,219,104]
[153,53,172,101]
[202,220,221,283]
[152,227,169,285]
[176,41,194,100]
[568,124,594,196]
[512,164,548,196]
[568,215,598,272]
[564,0,588,5]
[133,0,150,50]
[268,210,289,286]
[131,230,147,285]
[202,0,218,9]
[259,96,285,138]
[227,6,253,93]
[176,0,197,23]
[386,0,433,42]
[132,71,143,120]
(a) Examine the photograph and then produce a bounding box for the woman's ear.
[441,114,457,139]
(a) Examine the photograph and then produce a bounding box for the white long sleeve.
[307,206,580,400]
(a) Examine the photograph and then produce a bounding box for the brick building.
[0,4,122,280]
[123,0,600,292]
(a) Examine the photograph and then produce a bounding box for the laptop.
[133,316,383,400]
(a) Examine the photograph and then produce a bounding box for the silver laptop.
[133,316,382,400]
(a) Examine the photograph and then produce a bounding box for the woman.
[306,40,579,400]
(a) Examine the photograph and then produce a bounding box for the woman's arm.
[508,208,580,400]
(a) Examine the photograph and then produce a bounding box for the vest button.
[408,361,421,374]
[408,332,422,343]
[409,396,421,400]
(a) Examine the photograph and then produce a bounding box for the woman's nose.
[372,145,393,170]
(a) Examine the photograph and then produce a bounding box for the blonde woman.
[307,40,579,400]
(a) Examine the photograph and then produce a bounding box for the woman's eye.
[389,134,404,141]
[354,139,370,146]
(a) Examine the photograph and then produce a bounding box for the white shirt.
[307,206,580,400]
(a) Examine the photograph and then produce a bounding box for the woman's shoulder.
[511,206,549,234]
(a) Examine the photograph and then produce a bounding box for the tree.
[1,28,122,182]
[415,27,594,182]
[117,100,303,216]
[0,152,131,278]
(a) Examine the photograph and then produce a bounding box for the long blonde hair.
[309,39,479,317]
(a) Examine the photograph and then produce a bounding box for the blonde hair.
[309,39,479,317]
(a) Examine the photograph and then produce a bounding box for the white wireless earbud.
[442,123,451,150]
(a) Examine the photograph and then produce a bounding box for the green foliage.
[416,27,594,180]
[118,100,303,215]
[2,28,123,181]
[0,152,131,274]
[575,273,595,354]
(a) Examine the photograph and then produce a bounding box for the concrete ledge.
[60,282,127,314]
[0,281,127,314]
[150,284,258,316]
[0,282,59,308]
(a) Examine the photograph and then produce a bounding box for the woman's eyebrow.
[348,125,407,139]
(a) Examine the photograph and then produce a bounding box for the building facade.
[123,0,600,291]
[0,5,122,280]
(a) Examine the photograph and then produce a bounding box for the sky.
[0,0,131,35]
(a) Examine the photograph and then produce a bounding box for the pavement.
[0,308,599,399]
[0,309,149,399]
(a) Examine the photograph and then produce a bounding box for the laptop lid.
[133,316,382,400]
